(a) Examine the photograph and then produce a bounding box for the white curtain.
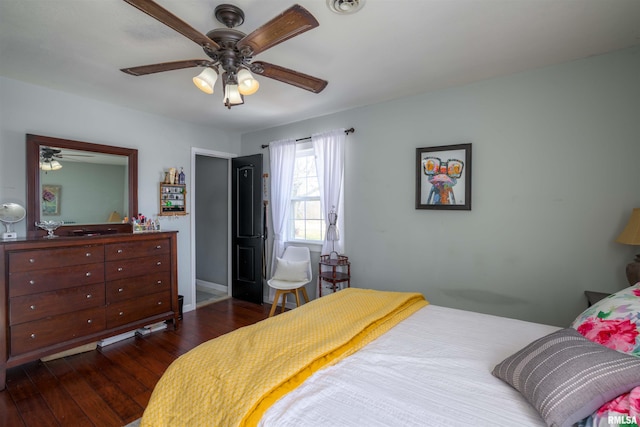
[268,138,297,278]
[313,129,346,255]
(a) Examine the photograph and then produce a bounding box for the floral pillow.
[577,386,640,427]
[571,283,640,357]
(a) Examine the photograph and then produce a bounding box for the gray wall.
[242,47,640,327]
[195,155,229,286]
[0,76,242,311]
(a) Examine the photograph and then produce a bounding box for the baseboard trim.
[196,279,228,294]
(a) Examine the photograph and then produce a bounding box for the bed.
[140,287,640,427]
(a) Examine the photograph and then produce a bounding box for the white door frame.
[189,147,237,312]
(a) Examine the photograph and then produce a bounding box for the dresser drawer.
[9,246,104,273]
[105,254,170,281]
[106,291,171,329]
[105,239,170,261]
[106,272,170,303]
[9,263,105,298]
[10,283,105,326]
[10,307,106,356]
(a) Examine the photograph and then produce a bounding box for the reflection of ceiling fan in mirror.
[40,147,93,171]
[120,0,328,109]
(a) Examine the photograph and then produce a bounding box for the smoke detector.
[327,0,365,14]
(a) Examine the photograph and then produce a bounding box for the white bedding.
[260,304,560,427]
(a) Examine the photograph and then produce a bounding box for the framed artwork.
[415,143,471,210]
[41,185,61,216]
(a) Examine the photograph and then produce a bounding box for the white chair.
[267,246,312,317]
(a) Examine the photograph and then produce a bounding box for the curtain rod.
[261,127,355,149]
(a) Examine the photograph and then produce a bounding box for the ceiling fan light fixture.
[121,2,328,110]
[193,67,218,94]
[327,0,365,14]
[224,84,243,108]
[237,68,260,95]
[40,160,62,171]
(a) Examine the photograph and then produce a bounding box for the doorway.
[192,149,234,308]
[190,148,265,310]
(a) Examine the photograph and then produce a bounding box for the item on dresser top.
[1,202,26,240]
[35,219,63,238]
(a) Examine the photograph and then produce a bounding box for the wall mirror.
[26,134,138,236]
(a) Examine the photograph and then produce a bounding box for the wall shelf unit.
[159,183,187,216]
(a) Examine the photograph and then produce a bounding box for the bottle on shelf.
[178,167,185,185]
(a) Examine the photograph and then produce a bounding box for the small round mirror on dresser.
[1,202,26,240]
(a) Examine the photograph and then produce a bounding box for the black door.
[231,154,264,304]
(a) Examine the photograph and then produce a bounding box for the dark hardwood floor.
[1,298,273,427]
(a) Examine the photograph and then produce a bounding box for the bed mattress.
[260,304,560,427]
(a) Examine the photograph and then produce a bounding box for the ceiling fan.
[120,0,328,108]
[40,147,93,171]
[41,147,93,160]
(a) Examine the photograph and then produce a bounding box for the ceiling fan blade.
[237,4,319,56]
[251,61,327,93]
[121,59,214,76]
[124,0,220,51]
[57,154,94,158]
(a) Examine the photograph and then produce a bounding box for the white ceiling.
[1,0,639,134]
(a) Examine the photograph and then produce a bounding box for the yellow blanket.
[141,288,428,427]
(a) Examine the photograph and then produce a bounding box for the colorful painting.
[41,185,61,216]
[415,144,471,210]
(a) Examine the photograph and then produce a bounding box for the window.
[288,146,325,242]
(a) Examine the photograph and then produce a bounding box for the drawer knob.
[117,267,123,272]
[85,252,91,257]
[157,280,162,284]
[29,280,35,285]
[30,333,36,339]
[29,258,35,263]
[156,245,162,249]
[119,311,124,316]
[156,261,162,266]
[117,249,123,253]
[157,301,162,305]
[86,294,92,299]
[87,319,92,324]
[118,288,124,292]
[86,272,91,277]
[30,305,36,310]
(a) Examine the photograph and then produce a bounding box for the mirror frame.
[26,134,138,236]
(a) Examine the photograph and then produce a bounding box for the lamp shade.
[107,211,121,223]
[193,68,218,94]
[616,208,640,245]
[224,84,243,107]
[40,160,62,171]
[237,68,259,95]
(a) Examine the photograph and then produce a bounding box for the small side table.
[584,290,611,307]
[318,255,351,297]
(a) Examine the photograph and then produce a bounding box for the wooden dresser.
[0,231,179,390]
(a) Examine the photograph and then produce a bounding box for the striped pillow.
[492,328,640,427]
